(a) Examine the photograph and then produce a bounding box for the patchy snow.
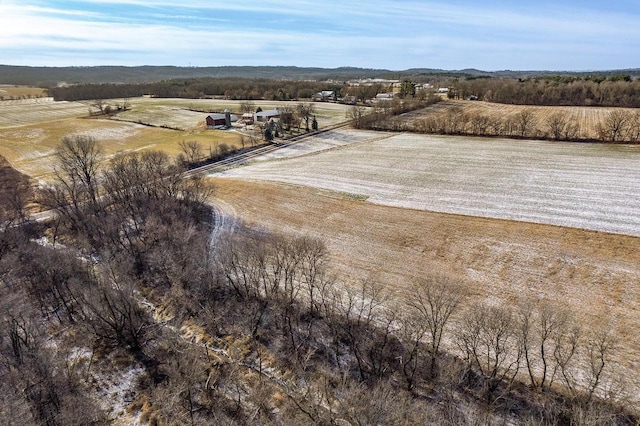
[72,121,145,141]
[0,98,88,128]
[216,131,640,237]
[95,364,146,420]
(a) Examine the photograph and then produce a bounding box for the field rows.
[213,177,640,403]
[216,130,640,237]
[0,98,89,128]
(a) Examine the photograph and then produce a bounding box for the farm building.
[254,109,280,122]
[313,90,335,101]
[375,93,395,101]
[242,112,254,124]
[206,111,238,128]
[341,95,357,105]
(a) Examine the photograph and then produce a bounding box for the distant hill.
[1,65,639,87]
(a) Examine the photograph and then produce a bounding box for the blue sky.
[1,0,639,71]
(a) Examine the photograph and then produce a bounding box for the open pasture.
[112,102,208,130]
[118,97,352,129]
[0,96,245,179]
[217,129,640,237]
[0,118,241,179]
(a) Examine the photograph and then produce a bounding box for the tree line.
[451,76,640,108]
[0,136,637,424]
[48,78,347,102]
[356,104,640,143]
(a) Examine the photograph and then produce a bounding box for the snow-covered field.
[217,130,640,237]
[0,97,89,128]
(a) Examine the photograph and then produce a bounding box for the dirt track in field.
[211,177,640,398]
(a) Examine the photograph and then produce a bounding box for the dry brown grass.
[0,85,47,99]
[0,118,241,180]
[396,100,637,140]
[211,177,640,401]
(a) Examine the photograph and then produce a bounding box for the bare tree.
[515,108,537,137]
[336,278,388,381]
[347,105,369,128]
[80,270,151,353]
[518,301,569,391]
[240,100,256,115]
[405,274,463,379]
[296,236,329,316]
[553,322,582,397]
[457,303,522,401]
[625,110,640,142]
[598,110,631,142]
[39,136,103,246]
[55,135,102,206]
[90,99,106,115]
[178,140,204,165]
[398,311,428,391]
[468,112,491,135]
[584,328,616,404]
[296,102,315,132]
[277,104,295,133]
[546,112,570,140]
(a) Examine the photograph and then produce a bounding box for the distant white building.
[254,109,280,122]
[313,90,335,101]
[375,93,395,101]
[437,87,450,94]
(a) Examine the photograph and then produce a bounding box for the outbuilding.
[242,112,254,124]
[254,109,280,122]
[313,90,335,101]
[206,111,238,128]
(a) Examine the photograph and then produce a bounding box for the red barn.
[206,112,238,128]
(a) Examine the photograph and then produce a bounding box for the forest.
[451,75,640,107]
[48,79,347,102]
[0,136,636,424]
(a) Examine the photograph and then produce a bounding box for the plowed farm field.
[217,129,640,237]
[215,130,640,407]
[0,97,90,128]
[212,128,640,400]
[211,177,640,403]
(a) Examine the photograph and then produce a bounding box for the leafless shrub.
[597,110,632,142]
[457,303,522,402]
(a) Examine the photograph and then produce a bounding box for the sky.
[1,0,639,71]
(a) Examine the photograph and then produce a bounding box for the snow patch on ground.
[95,364,146,420]
[72,121,145,141]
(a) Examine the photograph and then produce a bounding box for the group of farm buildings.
[205,79,448,128]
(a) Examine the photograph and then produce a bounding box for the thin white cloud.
[2,0,639,70]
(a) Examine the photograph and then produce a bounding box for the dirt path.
[208,197,238,245]
[211,178,640,400]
